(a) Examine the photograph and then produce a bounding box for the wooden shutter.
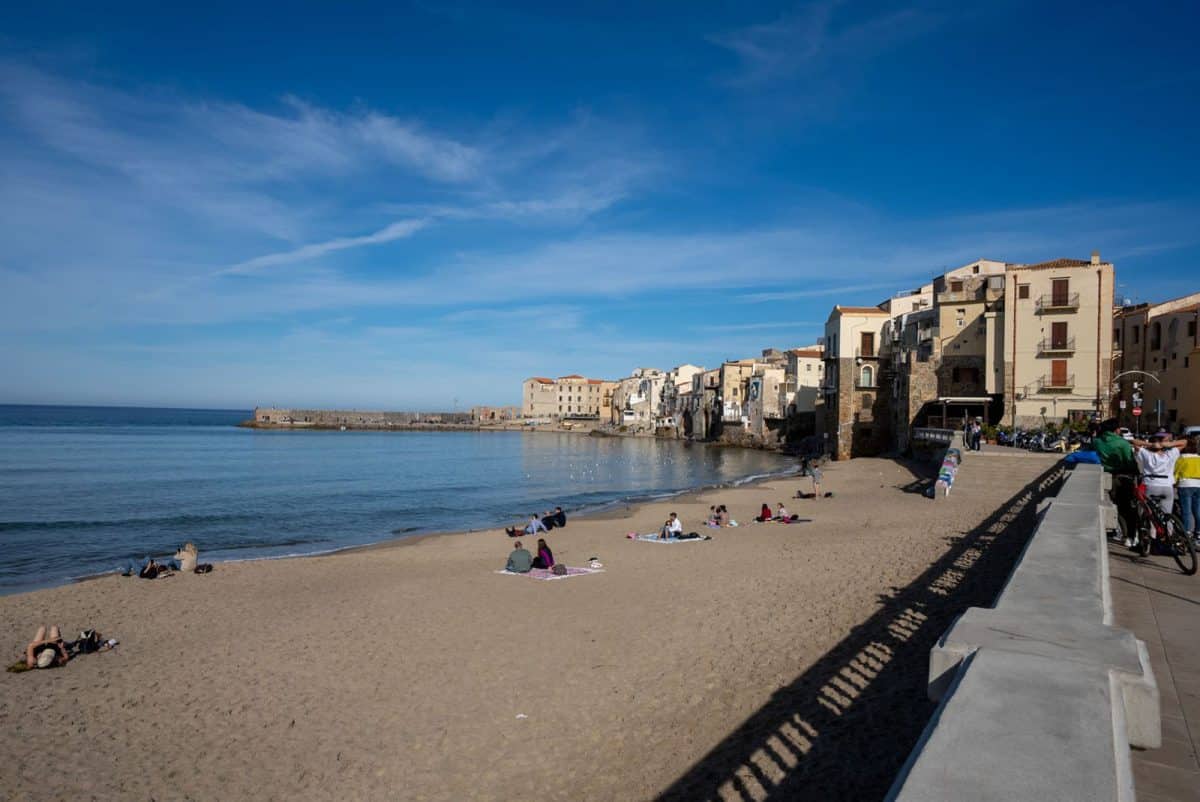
[861,332,875,357]
[1052,278,1069,306]
[1051,359,1068,386]
[1051,322,1068,349]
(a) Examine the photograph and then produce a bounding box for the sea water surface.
[0,405,790,594]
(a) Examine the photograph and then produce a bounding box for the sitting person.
[541,510,557,531]
[139,558,174,579]
[756,503,773,522]
[174,542,198,573]
[717,505,731,527]
[506,541,533,573]
[531,538,555,569]
[552,506,567,528]
[525,514,548,535]
[705,506,721,527]
[774,503,799,521]
[660,512,684,540]
[25,625,70,669]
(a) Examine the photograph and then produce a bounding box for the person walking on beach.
[506,541,533,573]
[660,512,683,540]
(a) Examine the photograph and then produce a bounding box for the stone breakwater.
[245,406,473,429]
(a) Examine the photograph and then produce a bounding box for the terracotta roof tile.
[1006,258,1094,271]
[789,349,823,358]
[558,374,585,379]
[529,377,554,384]
[834,305,889,315]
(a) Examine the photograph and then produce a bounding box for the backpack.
[552,563,567,575]
[76,629,102,654]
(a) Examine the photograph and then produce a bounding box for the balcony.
[1036,292,1080,313]
[1037,373,1075,391]
[855,346,880,359]
[1037,336,1076,355]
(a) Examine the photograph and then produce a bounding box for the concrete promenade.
[1110,541,1200,801]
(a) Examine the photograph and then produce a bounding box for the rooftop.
[833,304,890,316]
[1007,258,1094,271]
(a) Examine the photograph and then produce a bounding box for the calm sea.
[0,405,790,594]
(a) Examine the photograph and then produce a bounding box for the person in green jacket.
[506,541,533,573]
[1095,419,1139,546]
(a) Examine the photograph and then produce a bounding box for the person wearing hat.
[1134,429,1188,516]
[24,625,70,669]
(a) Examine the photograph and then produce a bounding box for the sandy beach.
[0,453,1063,801]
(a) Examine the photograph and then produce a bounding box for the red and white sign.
[1132,407,1143,417]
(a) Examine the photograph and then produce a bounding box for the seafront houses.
[820,305,893,460]
[470,405,520,423]
[521,375,617,421]
[785,346,825,415]
[820,254,1116,459]
[1002,255,1114,429]
[660,364,704,431]
[610,368,667,428]
[1113,292,1200,430]
[689,368,722,439]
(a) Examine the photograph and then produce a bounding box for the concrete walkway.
[1109,540,1200,801]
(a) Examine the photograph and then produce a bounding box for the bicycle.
[1118,480,1197,575]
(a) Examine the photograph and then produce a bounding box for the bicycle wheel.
[1167,514,1198,575]
[1136,513,1152,557]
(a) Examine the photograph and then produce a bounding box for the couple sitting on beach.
[19,625,116,670]
[756,503,802,523]
[129,542,214,579]
[505,539,556,572]
[705,505,734,527]
[505,507,567,537]
[659,512,705,540]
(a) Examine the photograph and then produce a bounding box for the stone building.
[1113,292,1200,430]
[785,346,825,415]
[659,363,704,432]
[1002,254,1114,428]
[521,375,616,420]
[820,305,892,460]
[610,368,666,428]
[470,405,520,423]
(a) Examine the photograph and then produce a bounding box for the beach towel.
[634,534,709,544]
[494,566,605,580]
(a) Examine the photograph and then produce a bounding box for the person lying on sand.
[506,541,533,573]
[139,558,175,579]
[25,625,70,669]
[660,512,683,540]
[531,538,555,569]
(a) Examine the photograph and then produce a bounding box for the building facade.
[521,375,616,420]
[820,305,892,460]
[1113,292,1200,430]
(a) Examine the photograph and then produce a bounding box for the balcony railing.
[1036,292,1080,312]
[1038,373,1075,391]
[855,346,879,359]
[1037,336,1076,355]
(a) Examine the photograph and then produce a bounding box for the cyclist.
[1094,419,1139,546]
[1135,429,1188,515]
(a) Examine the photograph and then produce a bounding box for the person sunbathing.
[25,625,70,669]
[531,538,555,569]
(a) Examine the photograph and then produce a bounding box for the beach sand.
[0,454,1063,801]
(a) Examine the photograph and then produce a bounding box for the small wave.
[391,526,422,534]
[0,513,262,533]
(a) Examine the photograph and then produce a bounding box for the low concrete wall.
[887,464,1158,801]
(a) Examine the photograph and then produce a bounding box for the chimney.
[1091,250,1101,265]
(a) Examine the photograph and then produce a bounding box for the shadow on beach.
[655,460,1067,802]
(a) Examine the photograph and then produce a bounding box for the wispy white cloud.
[710,1,943,87]
[219,218,431,276]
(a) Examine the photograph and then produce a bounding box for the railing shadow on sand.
[654,461,1067,802]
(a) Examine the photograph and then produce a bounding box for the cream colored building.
[785,346,824,415]
[1002,254,1114,428]
[1113,292,1200,430]
[660,363,704,430]
[746,366,787,442]
[610,368,666,428]
[521,375,615,420]
[820,305,891,459]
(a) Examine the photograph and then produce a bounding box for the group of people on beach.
[754,503,804,523]
[505,538,556,572]
[505,507,567,538]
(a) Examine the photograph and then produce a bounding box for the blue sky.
[1,1,1198,409]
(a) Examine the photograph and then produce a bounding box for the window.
[1190,321,1198,337]
[860,332,875,357]
[1051,278,1070,306]
[950,280,963,292]
[1018,284,1030,299]
[860,366,874,387]
[972,265,980,274]
[1151,322,1162,350]
[1114,328,1121,345]
[1050,360,1068,386]
[1051,321,1068,349]
[1172,387,1179,401]
[806,363,812,372]
[1133,327,1140,344]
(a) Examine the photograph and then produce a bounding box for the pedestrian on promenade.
[1175,436,1200,542]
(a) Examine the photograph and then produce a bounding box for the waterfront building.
[610,368,666,428]
[1113,292,1200,430]
[470,405,520,423]
[820,305,892,460]
[1002,254,1114,428]
[785,346,825,415]
[522,375,616,421]
[660,364,704,431]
